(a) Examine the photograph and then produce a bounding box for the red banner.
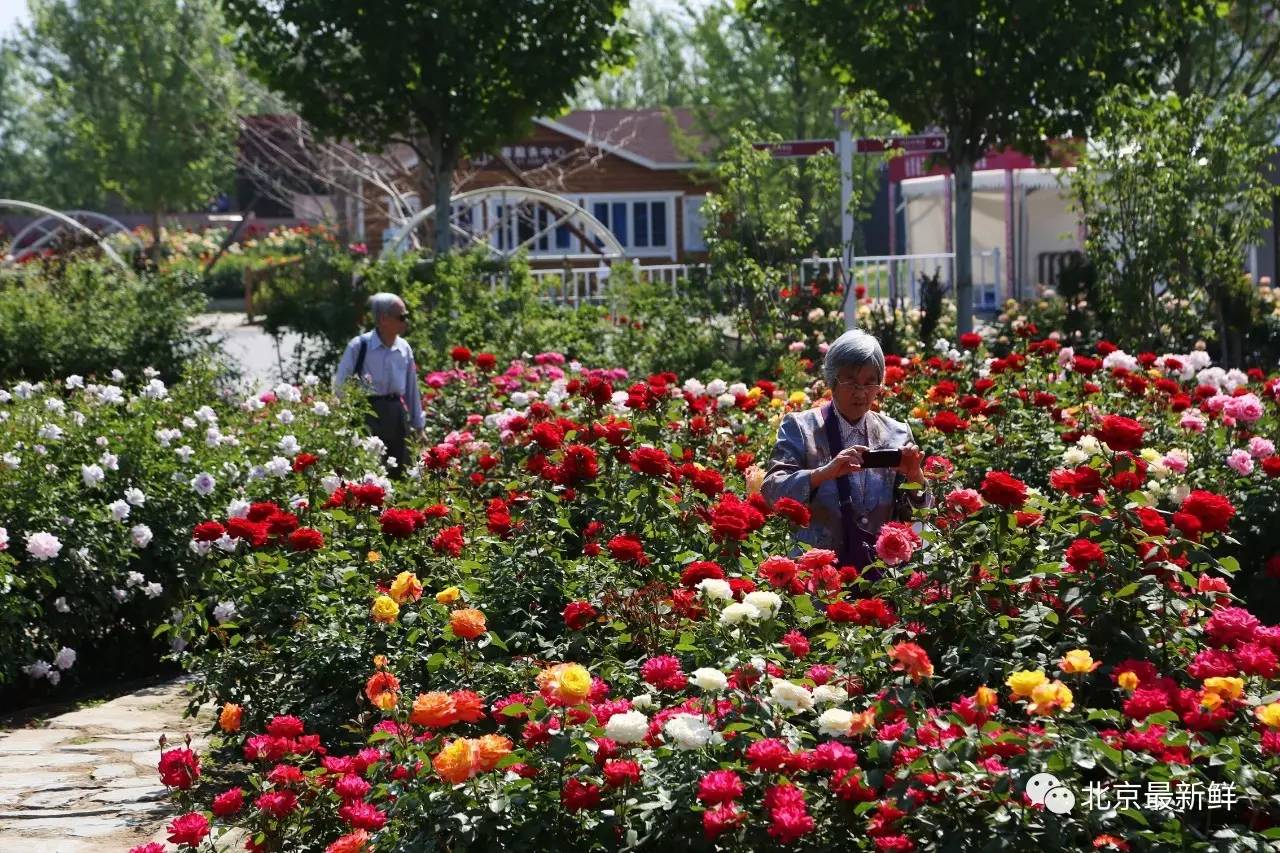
[752,139,836,158]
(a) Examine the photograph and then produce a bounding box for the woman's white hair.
[368,292,403,322]
[823,329,885,387]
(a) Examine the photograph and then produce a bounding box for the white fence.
[519,251,1004,309]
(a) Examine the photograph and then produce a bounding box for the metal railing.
[516,251,1004,309]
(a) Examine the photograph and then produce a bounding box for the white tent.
[899,167,1083,300]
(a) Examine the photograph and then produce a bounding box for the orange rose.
[389,571,423,604]
[410,691,459,728]
[325,829,369,853]
[474,734,513,772]
[450,608,487,640]
[537,663,592,704]
[219,702,243,733]
[364,671,401,710]
[451,690,485,723]
[433,738,477,784]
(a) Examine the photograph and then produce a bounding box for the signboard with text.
[752,139,836,158]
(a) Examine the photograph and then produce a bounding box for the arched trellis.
[0,201,136,270]
[379,186,626,263]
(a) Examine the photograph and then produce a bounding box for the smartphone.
[861,449,903,468]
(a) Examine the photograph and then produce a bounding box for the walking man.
[333,292,424,475]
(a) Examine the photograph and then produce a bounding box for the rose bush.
[0,363,379,702]
[142,336,1280,851]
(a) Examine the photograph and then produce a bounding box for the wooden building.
[365,108,717,264]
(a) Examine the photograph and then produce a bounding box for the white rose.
[108,500,131,522]
[53,596,69,613]
[81,464,105,487]
[743,590,782,619]
[769,677,815,713]
[213,601,237,624]
[226,499,250,519]
[53,647,76,670]
[603,710,649,744]
[130,524,153,548]
[630,693,655,711]
[190,472,216,496]
[143,582,164,598]
[663,713,713,749]
[277,410,295,425]
[312,401,331,417]
[697,578,732,601]
[719,602,760,626]
[25,531,62,560]
[813,684,848,706]
[706,379,728,397]
[125,488,146,506]
[817,707,854,736]
[689,667,728,692]
[24,660,51,679]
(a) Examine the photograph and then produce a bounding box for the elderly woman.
[762,330,928,569]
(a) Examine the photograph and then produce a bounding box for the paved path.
[192,311,303,389]
[0,678,212,852]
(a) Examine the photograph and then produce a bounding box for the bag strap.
[353,335,368,378]
[821,402,872,570]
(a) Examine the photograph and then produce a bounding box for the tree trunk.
[953,156,975,336]
[429,138,458,256]
[150,209,163,266]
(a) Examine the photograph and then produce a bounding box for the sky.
[0,0,24,37]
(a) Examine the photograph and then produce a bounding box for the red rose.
[959,332,983,350]
[1013,511,1043,528]
[166,812,210,846]
[450,346,472,363]
[780,629,810,657]
[607,534,649,566]
[1261,456,1280,478]
[704,802,747,840]
[979,471,1028,508]
[562,444,599,483]
[1095,414,1145,452]
[709,494,765,541]
[379,508,420,539]
[247,501,281,522]
[772,497,811,527]
[255,789,299,819]
[211,786,245,817]
[350,483,386,507]
[193,520,225,542]
[562,600,597,631]
[759,556,799,589]
[225,517,269,547]
[602,759,641,788]
[531,421,564,450]
[562,778,602,812]
[266,715,305,738]
[1064,538,1106,571]
[432,525,465,557]
[629,445,671,477]
[1180,490,1235,533]
[697,769,744,804]
[157,748,200,790]
[686,466,725,498]
[681,561,724,587]
[287,527,325,552]
[291,452,319,473]
[640,654,686,689]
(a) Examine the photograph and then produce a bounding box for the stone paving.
[0,678,212,852]
[191,309,304,389]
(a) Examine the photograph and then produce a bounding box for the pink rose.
[1248,436,1275,459]
[1179,410,1206,432]
[875,521,922,567]
[1227,449,1254,476]
[944,488,984,517]
[1224,393,1264,423]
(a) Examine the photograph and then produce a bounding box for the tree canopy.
[223,0,634,253]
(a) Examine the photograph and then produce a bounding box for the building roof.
[536,108,713,170]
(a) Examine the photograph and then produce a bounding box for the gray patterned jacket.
[761,407,930,554]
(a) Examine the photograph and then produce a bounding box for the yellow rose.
[974,685,998,709]
[1254,703,1280,728]
[1117,670,1140,692]
[744,465,766,496]
[436,586,461,605]
[769,398,784,409]
[1199,691,1223,711]
[366,550,381,563]
[788,391,807,406]
[371,595,400,624]
[1006,669,1047,699]
[389,571,423,604]
[747,387,763,399]
[1202,677,1244,700]
[1027,680,1074,716]
[557,663,593,703]
[1060,649,1099,675]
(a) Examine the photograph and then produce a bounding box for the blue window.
[611,202,628,245]
[633,201,649,247]
[555,223,571,249]
[650,202,667,247]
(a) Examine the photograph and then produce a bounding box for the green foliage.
[749,0,1205,334]
[21,0,240,240]
[1070,89,1278,363]
[0,257,216,382]
[222,0,634,252]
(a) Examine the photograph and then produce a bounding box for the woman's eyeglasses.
[835,380,882,393]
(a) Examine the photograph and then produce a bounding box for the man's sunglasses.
[396,312,410,321]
